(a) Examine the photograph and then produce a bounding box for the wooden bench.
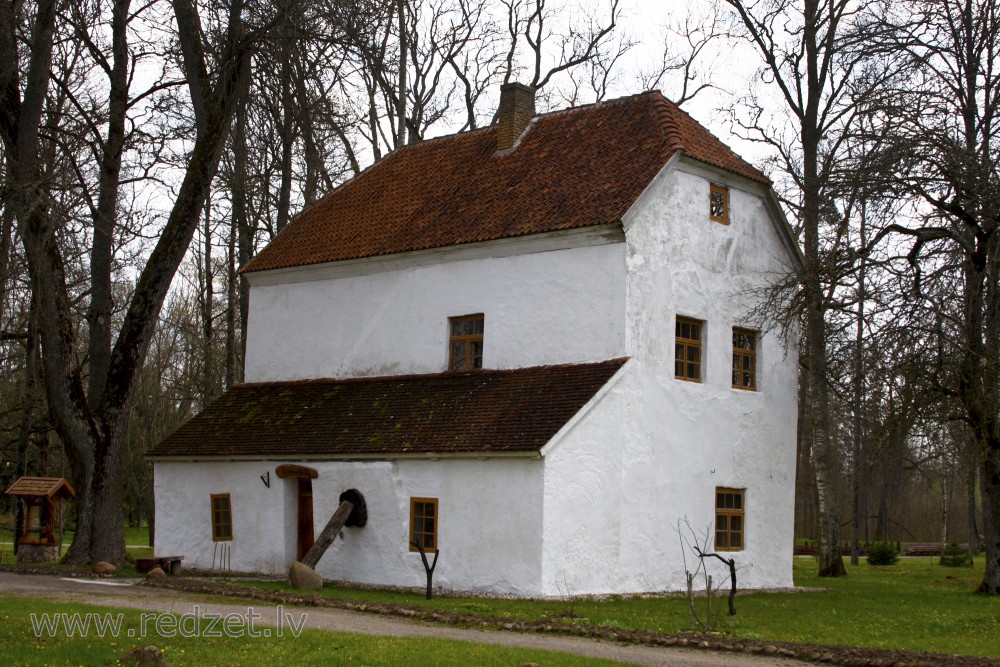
[136,556,184,574]
[793,545,867,556]
[904,545,942,557]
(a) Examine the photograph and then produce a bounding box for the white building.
[149,85,801,596]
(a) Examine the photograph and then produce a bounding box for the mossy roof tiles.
[148,359,627,459]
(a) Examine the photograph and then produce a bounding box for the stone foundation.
[17,543,60,563]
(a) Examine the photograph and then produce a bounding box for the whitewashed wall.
[154,461,289,573]
[157,158,798,596]
[540,161,799,594]
[154,458,545,594]
[244,235,626,382]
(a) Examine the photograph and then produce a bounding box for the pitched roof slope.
[148,359,627,459]
[5,477,75,499]
[243,92,768,273]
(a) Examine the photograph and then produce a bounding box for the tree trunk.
[941,472,949,547]
[395,0,407,147]
[62,421,128,565]
[225,194,238,388]
[231,97,250,379]
[0,185,13,315]
[13,315,37,549]
[275,75,294,233]
[201,202,214,404]
[850,205,867,566]
[968,453,979,557]
[794,362,818,539]
[86,0,131,410]
[979,453,1000,594]
[3,0,255,565]
[803,141,845,576]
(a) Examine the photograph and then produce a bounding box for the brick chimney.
[496,83,536,151]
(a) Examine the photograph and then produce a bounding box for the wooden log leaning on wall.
[300,500,354,569]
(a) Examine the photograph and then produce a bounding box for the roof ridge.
[648,92,686,154]
[389,123,494,155]
[663,98,770,184]
[527,89,663,122]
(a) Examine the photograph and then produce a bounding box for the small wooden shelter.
[5,476,75,562]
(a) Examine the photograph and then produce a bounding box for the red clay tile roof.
[147,359,627,459]
[243,92,768,273]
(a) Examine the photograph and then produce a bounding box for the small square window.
[211,493,232,542]
[710,184,729,224]
[410,497,438,552]
[448,314,484,371]
[732,328,757,390]
[715,487,744,551]
[675,316,703,382]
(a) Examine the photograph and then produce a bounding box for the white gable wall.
[540,162,798,595]
[243,234,627,381]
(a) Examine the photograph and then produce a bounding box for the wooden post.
[300,500,353,569]
[686,572,695,629]
[706,574,713,630]
[411,541,439,599]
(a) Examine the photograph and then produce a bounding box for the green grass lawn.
[0,597,623,667]
[0,544,153,567]
[238,558,999,658]
[0,521,153,566]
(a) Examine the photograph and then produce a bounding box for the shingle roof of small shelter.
[4,477,75,499]
[242,91,768,273]
[148,359,626,459]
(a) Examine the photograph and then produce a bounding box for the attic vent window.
[710,183,729,224]
[448,314,484,370]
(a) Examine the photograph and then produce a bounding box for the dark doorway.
[297,478,314,560]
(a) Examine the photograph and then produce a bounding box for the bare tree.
[862,0,1000,593]
[722,0,902,577]
[0,0,277,564]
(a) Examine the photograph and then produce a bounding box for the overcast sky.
[614,0,776,171]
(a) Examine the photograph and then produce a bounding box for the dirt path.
[0,572,800,667]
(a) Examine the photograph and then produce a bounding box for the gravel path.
[0,572,800,667]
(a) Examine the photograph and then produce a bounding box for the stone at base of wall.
[16,543,59,563]
[289,561,323,591]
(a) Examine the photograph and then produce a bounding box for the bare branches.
[637,5,722,106]
[676,518,742,629]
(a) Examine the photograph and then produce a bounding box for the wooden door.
[297,478,314,560]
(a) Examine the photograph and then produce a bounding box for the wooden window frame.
[210,493,233,542]
[710,183,730,224]
[715,487,744,552]
[732,328,758,391]
[409,497,438,552]
[674,316,703,382]
[448,314,484,371]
